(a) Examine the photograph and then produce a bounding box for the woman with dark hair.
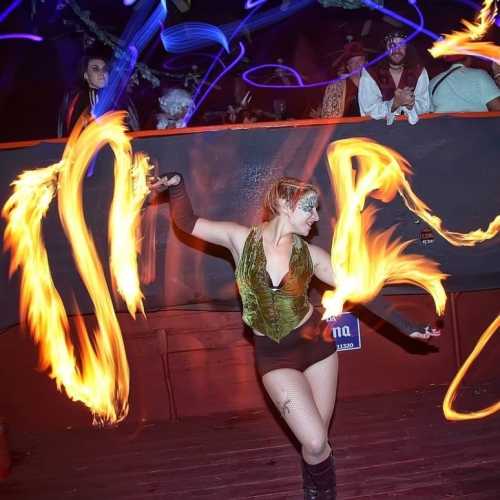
[150,174,438,499]
[57,50,140,137]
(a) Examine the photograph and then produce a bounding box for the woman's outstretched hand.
[148,173,181,192]
[409,326,441,341]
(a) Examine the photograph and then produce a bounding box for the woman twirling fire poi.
[149,174,440,500]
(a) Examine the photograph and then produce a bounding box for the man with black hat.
[358,31,430,125]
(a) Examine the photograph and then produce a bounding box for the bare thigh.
[304,351,339,429]
[262,368,329,461]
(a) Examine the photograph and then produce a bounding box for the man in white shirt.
[359,31,431,125]
[430,55,500,113]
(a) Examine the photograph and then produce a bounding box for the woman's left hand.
[409,326,441,341]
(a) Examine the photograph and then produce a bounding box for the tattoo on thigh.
[280,399,291,417]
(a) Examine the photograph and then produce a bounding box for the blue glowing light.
[246,64,305,86]
[164,0,313,53]
[362,0,440,40]
[227,0,314,41]
[161,22,229,54]
[88,0,166,176]
[0,33,43,42]
[0,0,21,24]
[243,0,432,89]
[365,1,495,63]
[123,0,138,5]
[183,42,246,126]
[163,52,226,71]
[0,0,41,43]
[245,0,269,9]
[168,0,315,124]
[184,2,265,125]
[93,0,167,119]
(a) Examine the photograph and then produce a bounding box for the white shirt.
[358,67,431,125]
[430,64,500,112]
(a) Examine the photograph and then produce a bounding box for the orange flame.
[443,315,500,421]
[2,112,151,425]
[398,180,500,247]
[429,0,500,64]
[322,137,500,318]
[109,152,151,318]
[322,138,448,318]
[323,137,500,422]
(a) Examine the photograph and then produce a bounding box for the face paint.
[297,192,318,214]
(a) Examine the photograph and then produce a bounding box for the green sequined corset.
[235,226,314,343]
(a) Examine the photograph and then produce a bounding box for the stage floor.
[1,381,499,499]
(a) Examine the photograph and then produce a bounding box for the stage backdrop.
[0,113,499,332]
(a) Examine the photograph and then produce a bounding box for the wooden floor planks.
[1,381,499,499]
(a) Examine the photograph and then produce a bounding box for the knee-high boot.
[302,453,336,500]
[301,457,320,500]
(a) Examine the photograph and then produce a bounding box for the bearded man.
[358,31,430,125]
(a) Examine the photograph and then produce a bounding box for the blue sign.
[327,313,361,351]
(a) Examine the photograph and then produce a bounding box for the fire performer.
[149,174,439,500]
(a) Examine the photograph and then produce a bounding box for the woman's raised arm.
[149,172,249,253]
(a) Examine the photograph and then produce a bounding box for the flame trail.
[109,152,151,317]
[429,0,500,63]
[323,137,500,422]
[443,315,500,421]
[322,138,500,318]
[399,180,500,247]
[322,138,448,319]
[2,113,151,425]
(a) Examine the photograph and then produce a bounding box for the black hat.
[384,30,408,45]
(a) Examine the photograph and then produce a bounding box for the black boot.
[301,457,320,500]
[303,453,336,500]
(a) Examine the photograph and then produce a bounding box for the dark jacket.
[57,86,140,137]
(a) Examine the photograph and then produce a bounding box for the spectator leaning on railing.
[429,55,500,113]
[320,41,366,118]
[358,31,430,125]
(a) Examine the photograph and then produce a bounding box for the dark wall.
[0,114,499,429]
[1,114,499,333]
[1,289,498,429]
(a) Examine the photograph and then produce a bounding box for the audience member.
[359,31,430,125]
[156,88,193,129]
[430,55,500,112]
[57,51,140,137]
[321,41,366,118]
[493,61,500,88]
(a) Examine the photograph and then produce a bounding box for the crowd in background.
[58,29,500,137]
[1,0,499,141]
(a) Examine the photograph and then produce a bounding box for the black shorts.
[254,308,337,376]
